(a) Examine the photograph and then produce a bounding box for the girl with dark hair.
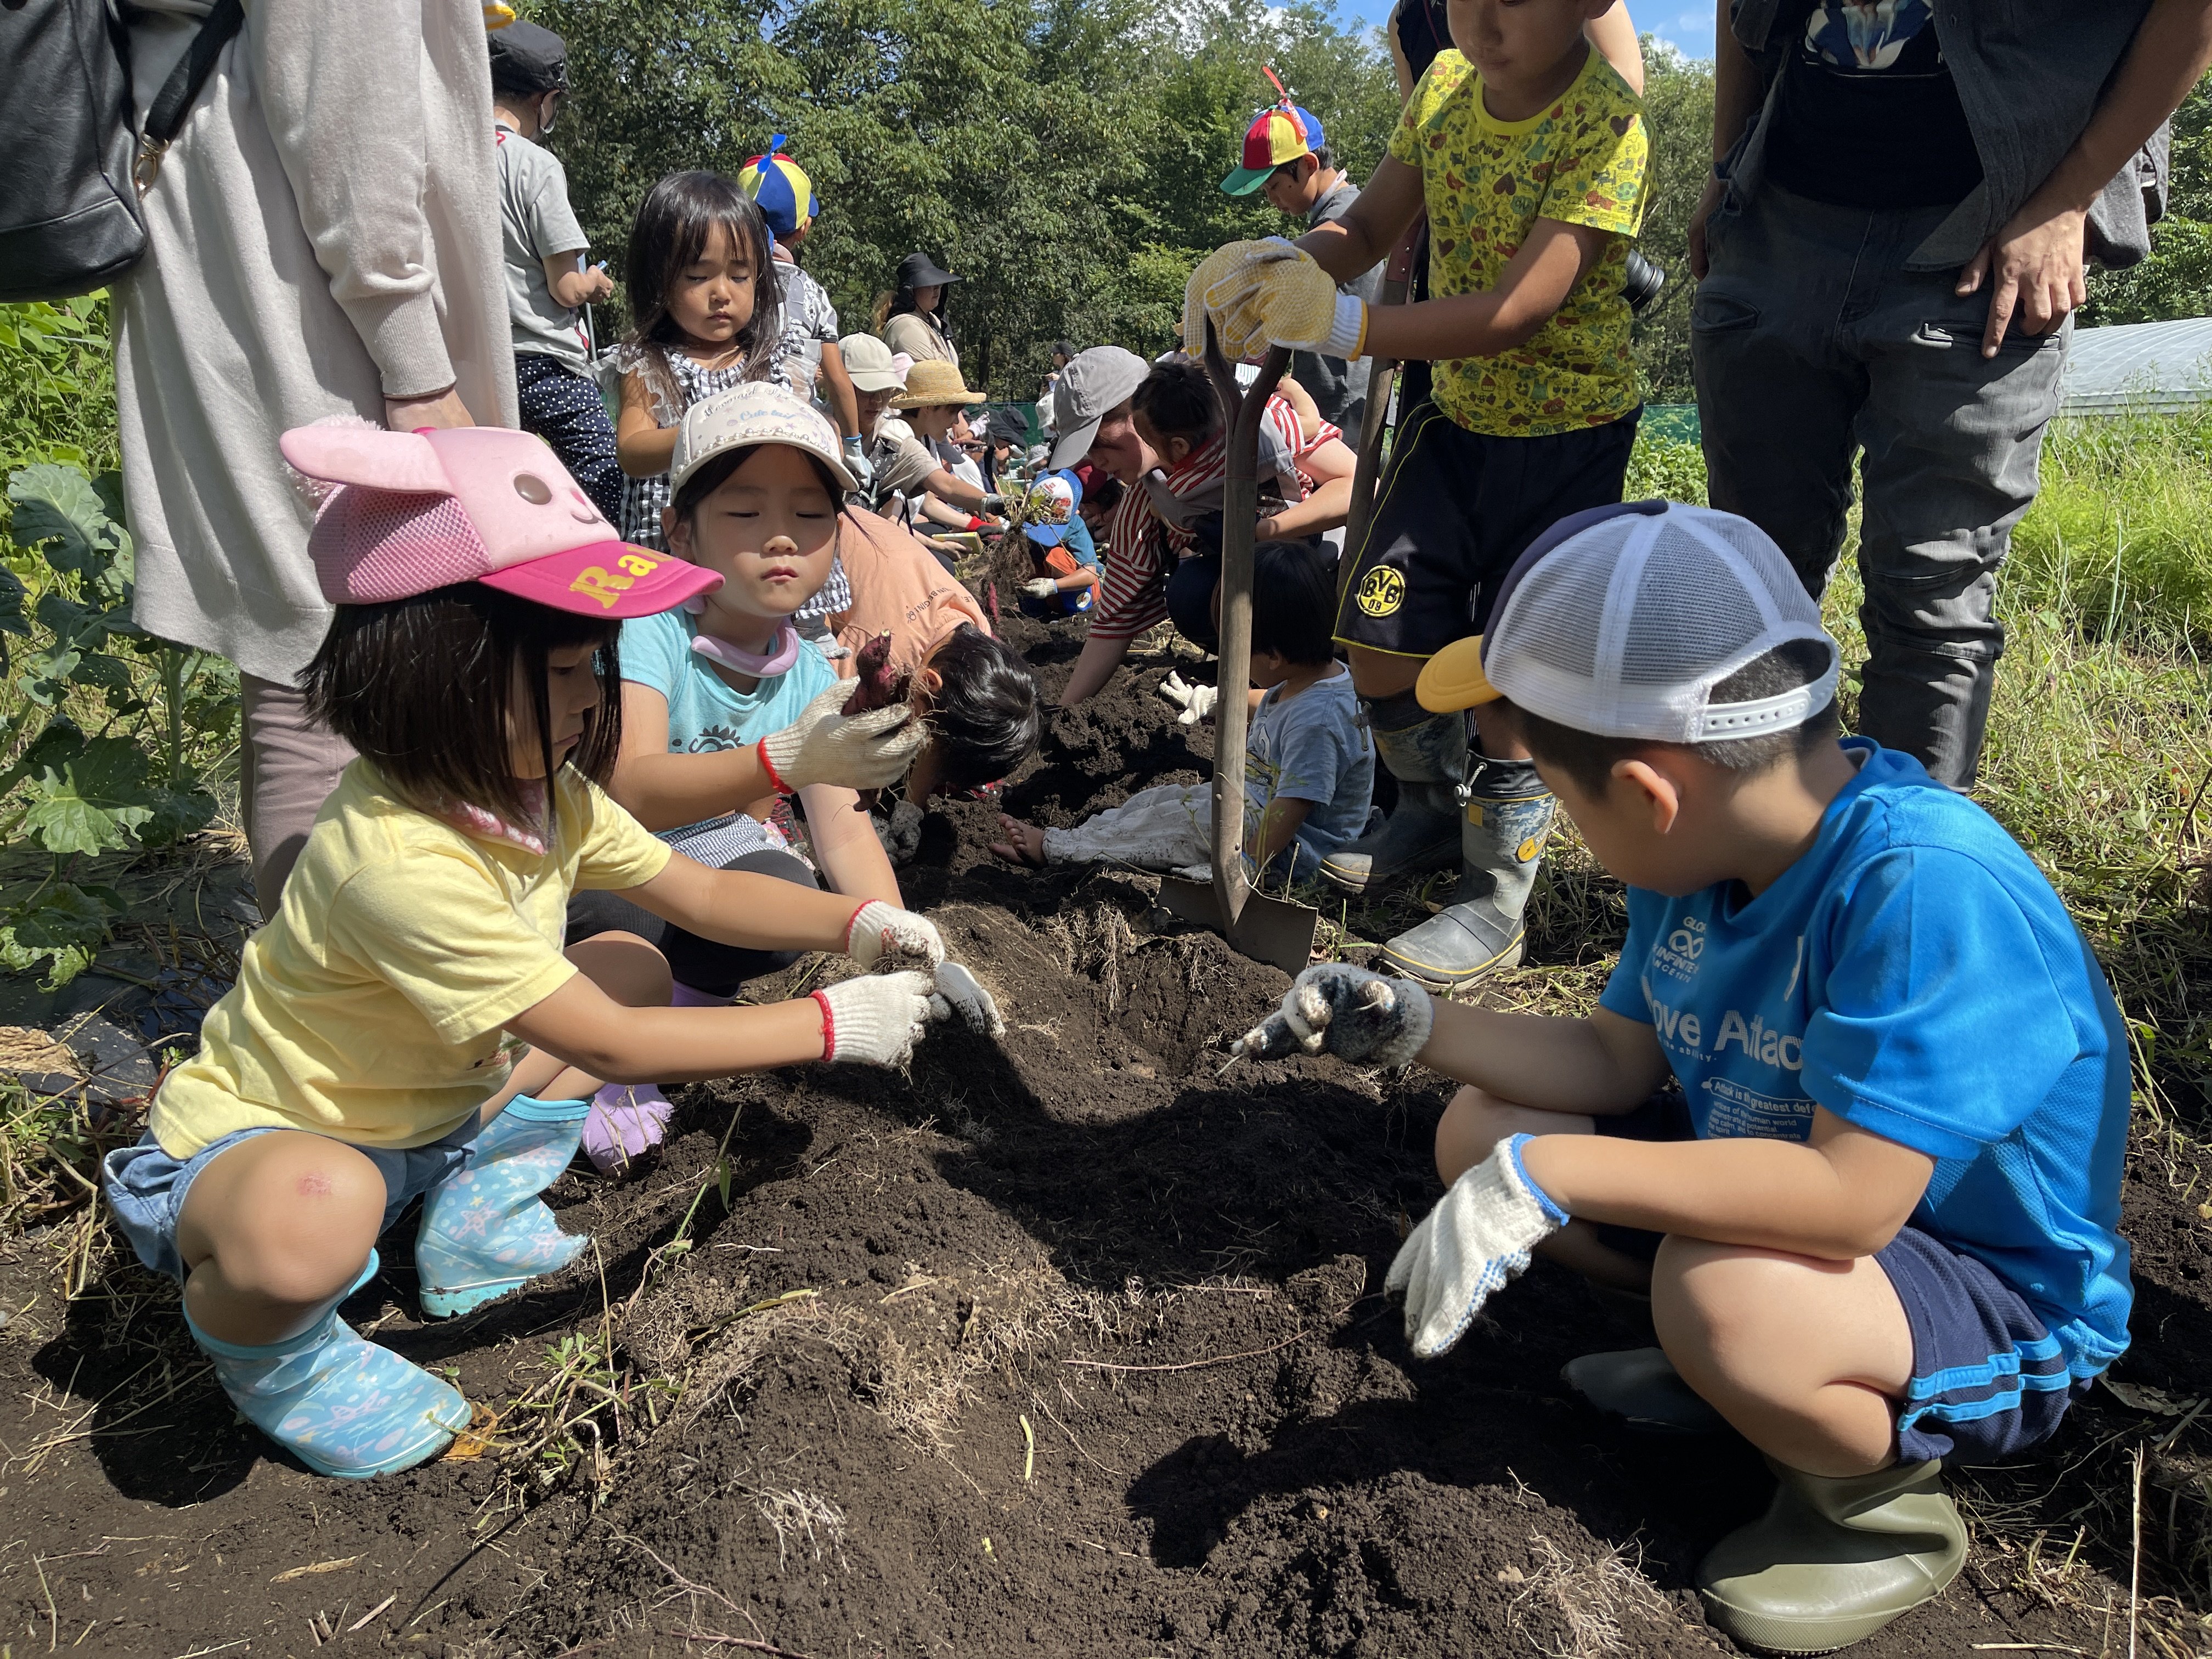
[100,427,994,1483]
[874,251,962,369]
[574,385,928,1167]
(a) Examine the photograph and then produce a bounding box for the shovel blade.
[1156,877,1320,977]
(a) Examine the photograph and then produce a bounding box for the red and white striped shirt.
[1090,396,1308,644]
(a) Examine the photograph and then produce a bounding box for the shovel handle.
[1199,323,1291,930]
[1340,216,1426,606]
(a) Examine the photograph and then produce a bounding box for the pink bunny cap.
[279,424,721,619]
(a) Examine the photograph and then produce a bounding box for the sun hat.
[738,136,819,238]
[1415,500,1840,742]
[1221,103,1324,196]
[279,423,717,618]
[1046,346,1149,469]
[838,332,903,394]
[1024,470,1085,548]
[487,19,567,93]
[896,251,960,290]
[669,382,859,499]
[891,359,987,410]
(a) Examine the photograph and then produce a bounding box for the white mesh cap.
[1485,501,1839,743]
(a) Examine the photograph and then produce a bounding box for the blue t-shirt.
[1247,668,1374,878]
[1598,740,2131,1379]
[619,609,836,843]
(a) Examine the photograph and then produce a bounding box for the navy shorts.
[103,1120,478,1283]
[1333,402,1639,660]
[1589,1094,2086,1464]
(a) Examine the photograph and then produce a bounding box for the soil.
[4,567,2212,1657]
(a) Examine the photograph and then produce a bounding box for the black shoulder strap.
[134,0,245,191]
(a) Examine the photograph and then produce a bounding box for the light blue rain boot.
[186,1249,471,1479]
[416,1094,592,1318]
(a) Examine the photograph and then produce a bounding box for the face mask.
[537,93,559,134]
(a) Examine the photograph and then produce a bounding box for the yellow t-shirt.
[151,762,673,1158]
[1387,46,1648,437]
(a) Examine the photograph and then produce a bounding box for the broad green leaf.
[19,735,156,855]
[69,652,131,693]
[8,464,116,576]
[136,785,217,849]
[0,882,113,989]
[0,565,26,636]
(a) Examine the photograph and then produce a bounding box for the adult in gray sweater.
[115,0,515,913]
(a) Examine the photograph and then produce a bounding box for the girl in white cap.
[102,426,997,1482]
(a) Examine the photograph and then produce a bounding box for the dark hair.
[623,172,782,400]
[924,625,1041,791]
[1509,639,1843,799]
[1131,360,1220,448]
[670,443,849,523]
[874,275,956,344]
[1249,541,1338,666]
[1084,475,1124,516]
[302,584,623,831]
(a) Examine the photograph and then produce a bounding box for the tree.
[2081,70,2212,328]
[1629,38,1714,405]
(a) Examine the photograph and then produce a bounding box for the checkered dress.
[617,347,851,619]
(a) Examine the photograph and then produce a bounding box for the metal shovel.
[1155,327,1321,976]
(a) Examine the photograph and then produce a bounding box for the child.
[101,425,995,1481]
[1016,470,1102,619]
[489,22,623,522]
[572,385,918,1170]
[1236,504,2130,1653]
[1186,0,1647,990]
[891,361,1008,532]
[991,540,1370,884]
[842,336,1007,526]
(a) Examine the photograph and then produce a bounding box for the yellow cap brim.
[1416,636,1500,713]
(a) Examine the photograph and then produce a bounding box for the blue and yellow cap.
[739,137,819,238]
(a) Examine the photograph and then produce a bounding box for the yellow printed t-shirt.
[151,762,673,1158]
[1387,46,1647,437]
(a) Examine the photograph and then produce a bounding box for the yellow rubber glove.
[483,1,516,25]
[1242,255,1370,359]
[1182,239,1301,357]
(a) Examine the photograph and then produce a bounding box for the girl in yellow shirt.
[103,423,1000,1480]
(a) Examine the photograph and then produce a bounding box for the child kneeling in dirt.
[991,539,1370,884]
[1234,503,2131,1654]
[101,426,998,1482]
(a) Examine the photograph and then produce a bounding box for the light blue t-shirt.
[619,609,836,849]
[1598,740,2132,1379]
[1247,668,1374,879]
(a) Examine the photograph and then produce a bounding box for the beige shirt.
[882,309,957,370]
[116,0,516,685]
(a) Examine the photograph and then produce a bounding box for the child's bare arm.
[1058,631,1135,708]
[616,371,678,479]
[507,969,828,1084]
[1420,1001,1669,1114]
[1360,218,1615,363]
[1300,156,1425,281]
[1519,1107,1936,1262]
[1247,795,1313,866]
[608,682,780,830]
[799,782,905,907]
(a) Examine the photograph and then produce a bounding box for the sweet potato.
[842,630,910,715]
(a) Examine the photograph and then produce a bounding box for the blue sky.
[1333,0,1717,59]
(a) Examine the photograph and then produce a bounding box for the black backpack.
[0,0,242,303]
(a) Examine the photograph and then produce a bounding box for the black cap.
[896,251,961,290]
[488,20,568,94]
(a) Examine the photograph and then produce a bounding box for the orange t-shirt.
[830,507,993,679]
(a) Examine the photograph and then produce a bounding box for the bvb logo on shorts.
[1356,567,1405,618]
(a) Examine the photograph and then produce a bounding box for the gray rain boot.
[1320,698,1465,895]
[1697,1458,1966,1654]
[1381,756,1556,988]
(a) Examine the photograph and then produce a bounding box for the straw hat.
[891,359,986,410]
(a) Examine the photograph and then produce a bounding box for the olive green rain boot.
[1697,1458,1966,1654]
[1562,1347,1728,1435]
[1381,756,1556,988]
[1319,698,1465,895]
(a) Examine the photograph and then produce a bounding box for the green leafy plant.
[0,462,227,986]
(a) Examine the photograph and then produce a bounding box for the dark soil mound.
[2,591,2205,1657]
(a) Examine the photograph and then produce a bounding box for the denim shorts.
[102,1119,481,1283]
[1588,1092,2088,1463]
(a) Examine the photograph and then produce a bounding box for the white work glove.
[1386,1136,1566,1358]
[814,971,942,1066]
[1232,963,1435,1067]
[1156,670,1219,727]
[844,899,945,972]
[874,798,926,865]
[757,683,923,794]
[1022,577,1061,600]
[929,962,1006,1037]
[1182,238,1302,358]
[842,435,874,496]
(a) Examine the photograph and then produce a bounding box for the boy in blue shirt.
[1235,501,2132,1653]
